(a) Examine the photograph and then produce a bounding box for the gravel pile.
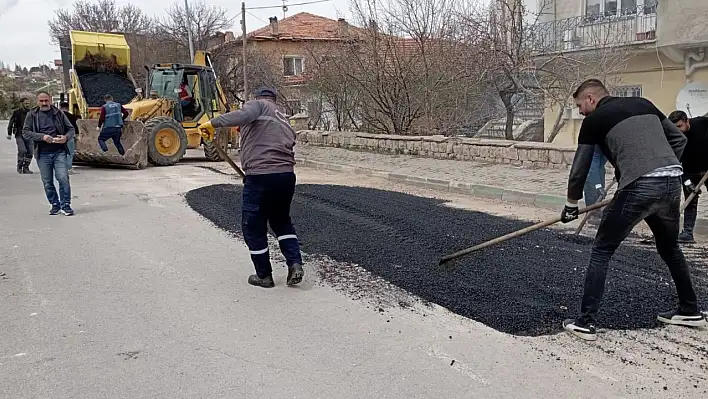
[185,184,708,336]
[78,72,136,106]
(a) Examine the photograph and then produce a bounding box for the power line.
[247,0,332,11]
[246,10,267,24]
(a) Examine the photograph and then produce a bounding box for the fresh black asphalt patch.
[185,184,708,337]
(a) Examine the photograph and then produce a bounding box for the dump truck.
[66,30,238,169]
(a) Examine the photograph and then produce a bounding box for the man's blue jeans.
[583,147,608,206]
[98,127,125,155]
[36,152,71,208]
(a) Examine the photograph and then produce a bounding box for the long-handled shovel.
[439,198,613,266]
[574,178,617,235]
[681,172,708,212]
[213,143,246,179]
[200,126,246,179]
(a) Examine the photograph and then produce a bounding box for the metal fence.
[530,4,658,56]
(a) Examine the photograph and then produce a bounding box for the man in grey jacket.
[22,91,76,216]
[200,87,303,288]
[560,79,705,341]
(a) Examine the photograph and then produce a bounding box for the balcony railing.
[530,5,657,56]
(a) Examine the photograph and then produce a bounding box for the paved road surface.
[1,121,706,398]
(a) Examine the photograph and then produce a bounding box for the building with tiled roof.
[246,12,358,42]
[212,12,361,116]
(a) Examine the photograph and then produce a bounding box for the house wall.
[538,0,583,21]
[657,0,708,48]
[545,51,708,144]
[245,40,321,110]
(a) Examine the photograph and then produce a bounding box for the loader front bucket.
[72,119,148,169]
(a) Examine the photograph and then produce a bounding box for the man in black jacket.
[668,110,708,244]
[560,79,705,341]
[22,92,76,216]
[6,98,33,174]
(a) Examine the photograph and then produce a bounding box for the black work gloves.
[561,203,579,223]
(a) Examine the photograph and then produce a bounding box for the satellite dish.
[676,82,708,117]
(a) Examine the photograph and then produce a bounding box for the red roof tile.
[248,12,358,41]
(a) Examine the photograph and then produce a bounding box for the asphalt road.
[186,183,708,336]
[1,120,706,398]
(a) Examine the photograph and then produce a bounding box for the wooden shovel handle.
[439,198,614,265]
[574,178,617,235]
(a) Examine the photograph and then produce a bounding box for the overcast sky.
[0,0,352,67]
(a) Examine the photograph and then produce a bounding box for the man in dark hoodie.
[199,87,304,289]
[6,97,33,174]
[668,110,708,244]
[22,91,76,216]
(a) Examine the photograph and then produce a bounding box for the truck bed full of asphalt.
[185,184,708,337]
[78,72,136,106]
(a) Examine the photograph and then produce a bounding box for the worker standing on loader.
[560,79,705,341]
[199,87,304,288]
[97,94,129,156]
[6,98,33,174]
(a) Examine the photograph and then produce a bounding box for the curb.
[295,157,708,237]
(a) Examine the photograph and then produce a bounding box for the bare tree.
[157,0,237,55]
[458,0,542,140]
[210,44,294,110]
[48,0,153,43]
[529,5,638,142]
[305,42,363,131]
[127,28,192,88]
[303,0,489,135]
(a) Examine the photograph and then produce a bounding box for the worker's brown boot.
[248,274,275,288]
[286,263,304,286]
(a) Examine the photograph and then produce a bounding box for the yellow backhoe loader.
[65,30,238,169]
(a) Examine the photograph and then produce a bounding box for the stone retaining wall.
[296,130,577,169]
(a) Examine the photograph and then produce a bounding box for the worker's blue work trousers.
[241,172,303,278]
[98,127,125,155]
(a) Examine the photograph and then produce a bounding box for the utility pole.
[185,0,195,62]
[242,2,248,101]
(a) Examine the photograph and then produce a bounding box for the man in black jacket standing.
[22,91,76,216]
[560,79,705,341]
[6,98,33,174]
[668,110,708,244]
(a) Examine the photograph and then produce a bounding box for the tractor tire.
[203,127,229,162]
[145,116,187,166]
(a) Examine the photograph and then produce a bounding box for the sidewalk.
[295,144,708,235]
